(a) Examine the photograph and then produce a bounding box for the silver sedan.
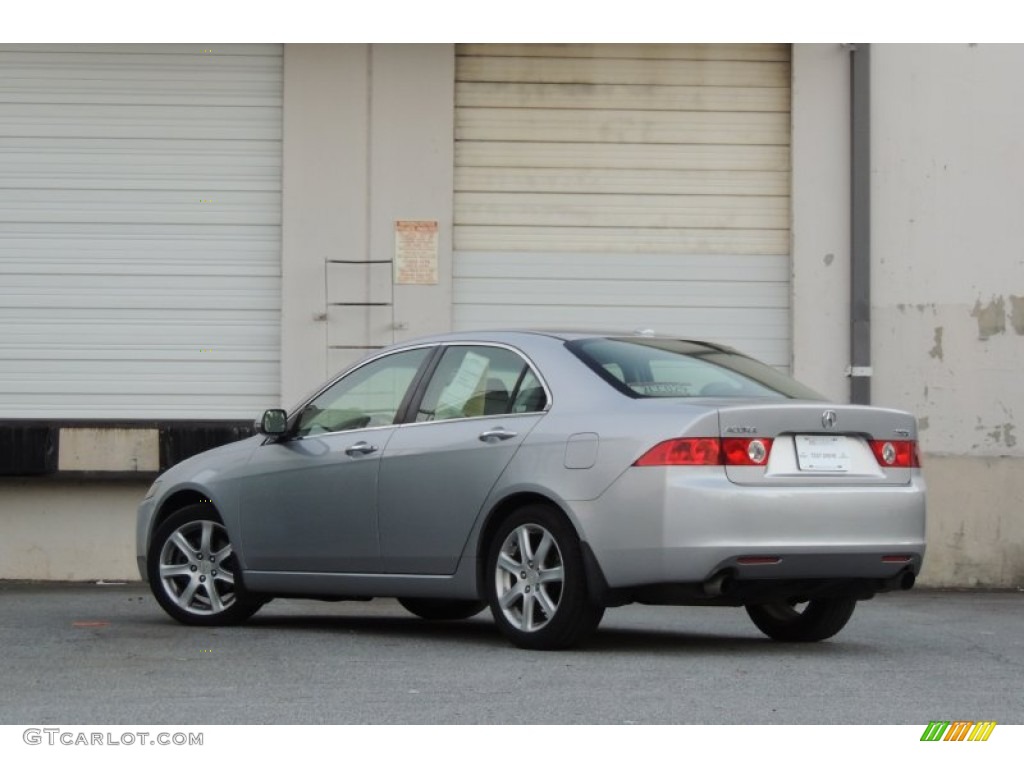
[136,331,926,649]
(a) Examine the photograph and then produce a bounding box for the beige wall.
[4,45,1022,587]
[281,44,455,408]
[0,479,146,581]
[791,44,852,402]
[791,43,1024,587]
[871,44,1024,461]
[919,457,1024,587]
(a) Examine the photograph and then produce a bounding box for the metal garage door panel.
[456,141,789,172]
[454,44,792,368]
[456,56,789,88]
[456,108,790,145]
[456,44,791,63]
[0,44,282,419]
[456,167,789,197]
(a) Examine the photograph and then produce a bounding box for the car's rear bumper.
[573,466,927,589]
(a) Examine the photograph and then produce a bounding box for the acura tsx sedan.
[137,331,926,649]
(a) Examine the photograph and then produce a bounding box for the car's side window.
[509,368,548,413]
[294,347,431,437]
[415,346,546,422]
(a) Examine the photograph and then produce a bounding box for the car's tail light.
[634,438,721,466]
[869,439,920,468]
[634,437,773,467]
[722,438,774,466]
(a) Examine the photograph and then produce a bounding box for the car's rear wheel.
[147,504,263,626]
[485,504,604,650]
[745,597,857,642]
[397,597,486,621]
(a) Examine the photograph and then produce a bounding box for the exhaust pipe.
[880,569,917,593]
[703,571,734,597]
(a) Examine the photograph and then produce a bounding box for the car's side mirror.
[258,408,289,436]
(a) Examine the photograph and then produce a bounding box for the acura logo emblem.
[822,410,838,429]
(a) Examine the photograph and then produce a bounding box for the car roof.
[393,329,705,343]
[389,329,733,351]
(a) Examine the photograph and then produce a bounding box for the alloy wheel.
[158,518,238,616]
[494,523,565,633]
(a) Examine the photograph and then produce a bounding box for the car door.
[239,346,434,573]
[376,344,549,574]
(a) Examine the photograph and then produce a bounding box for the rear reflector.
[869,440,920,468]
[881,555,913,563]
[634,437,773,467]
[737,556,781,565]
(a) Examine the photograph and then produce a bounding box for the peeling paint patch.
[982,423,1017,447]
[823,252,834,267]
[1010,295,1024,335]
[929,327,944,360]
[918,416,930,431]
[971,296,1006,339]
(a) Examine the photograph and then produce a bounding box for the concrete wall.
[2,44,458,583]
[871,44,1024,586]
[791,44,852,402]
[5,44,1022,587]
[793,43,1024,587]
[0,479,146,581]
[281,44,455,408]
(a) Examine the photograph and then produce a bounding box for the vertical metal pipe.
[850,44,872,404]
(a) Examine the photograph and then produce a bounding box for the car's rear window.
[566,337,824,400]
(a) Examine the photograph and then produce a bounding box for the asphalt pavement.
[0,582,1021,724]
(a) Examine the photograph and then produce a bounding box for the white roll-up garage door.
[454,44,791,367]
[0,44,282,419]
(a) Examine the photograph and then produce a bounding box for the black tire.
[745,597,857,642]
[147,504,263,627]
[485,504,604,650]
[397,597,486,621]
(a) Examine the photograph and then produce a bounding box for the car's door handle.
[345,441,378,456]
[479,427,518,443]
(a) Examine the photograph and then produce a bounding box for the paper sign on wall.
[394,220,438,285]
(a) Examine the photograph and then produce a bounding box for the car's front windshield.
[566,337,825,400]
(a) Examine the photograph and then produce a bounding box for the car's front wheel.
[147,504,263,626]
[485,504,604,650]
[745,597,857,642]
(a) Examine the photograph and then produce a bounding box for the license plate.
[795,435,852,472]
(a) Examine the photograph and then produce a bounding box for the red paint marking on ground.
[72,621,110,628]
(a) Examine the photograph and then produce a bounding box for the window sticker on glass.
[436,351,490,416]
[631,381,693,396]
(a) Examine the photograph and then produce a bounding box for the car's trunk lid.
[716,402,918,486]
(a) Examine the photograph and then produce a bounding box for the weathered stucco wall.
[792,44,1024,587]
[918,457,1024,587]
[872,45,1024,461]
[873,45,1024,586]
